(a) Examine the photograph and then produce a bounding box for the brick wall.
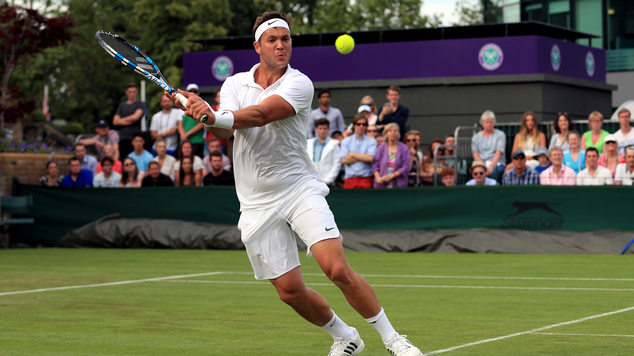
[0,153,73,197]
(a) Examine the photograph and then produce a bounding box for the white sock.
[320,310,355,341]
[365,307,397,344]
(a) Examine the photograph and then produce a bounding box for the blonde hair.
[382,123,401,141]
[588,111,604,124]
[516,111,541,146]
[359,95,377,115]
[480,110,496,124]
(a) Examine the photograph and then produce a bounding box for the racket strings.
[100,34,161,77]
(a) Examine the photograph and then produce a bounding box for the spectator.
[202,138,232,173]
[306,118,341,187]
[331,130,343,143]
[150,93,181,157]
[511,111,546,169]
[466,161,498,186]
[74,143,98,176]
[202,152,235,186]
[141,161,174,187]
[472,110,506,181]
[444,134,467,175]
[440,167,456,186]
[540,147,576,185]
[340,113,377,189]
[502,150,540,185]
[359,95,378,125]
[409,129,423,162]
[38,160,63,186]
[92,157,122,188]
[533,147,552,173]
[113,82,144,159]
[420,138,446,185]
[403,131,421,187]
[96,145,123,174]
[176,156,201,186]
[377,85,409,137]
[598,134,625,177]
[174,140,204,179]
[549,113,571,151]
[307,89,345,138]
[79,120,120,160]
[372,122,410,188]
[614,108,634,154]
[366,124,379,139]
[581,111,609,154]
[203,89,228,156]
[344,106,374,138]
[614,146,634,185]
[151,139,177,181]
[562,131,586,174]
[178,83,205,158]
[127,133,154,173]
[375,134,385,146]
[120,157,144,187]
[577,147,613,186]
[61,157,93,187]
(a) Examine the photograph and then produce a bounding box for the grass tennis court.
[1,249,633,355]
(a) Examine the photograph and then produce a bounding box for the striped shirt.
[502,167,540,185]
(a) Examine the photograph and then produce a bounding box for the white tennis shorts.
[238,194,341,280]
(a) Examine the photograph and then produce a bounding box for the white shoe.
[385,333,423,356]
[328,327,365,356]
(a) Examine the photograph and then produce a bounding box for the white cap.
[358,105,371,113]
[186,83,199,92]
[604,134,617,143]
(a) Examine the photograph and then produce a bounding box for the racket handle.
[200,115,208,123]
[174,93,188,109]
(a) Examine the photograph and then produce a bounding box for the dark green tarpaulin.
[14,182,634,247]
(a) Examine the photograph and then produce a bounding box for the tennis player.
[170,11,423,356]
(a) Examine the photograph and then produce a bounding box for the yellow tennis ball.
[336,34,355,54]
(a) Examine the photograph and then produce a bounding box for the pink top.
[540,165,577,185]
[598,153,625,176]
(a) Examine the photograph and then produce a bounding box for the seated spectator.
[562,131,585,174]
[96,145,123,174]
[502,150,540,185]
[466,161,498,186]
[120,157,144,187]
[151,139,177,181]
[74,143,98,176]
[549,113,571,151]
[472,110,506,181]
[307,118,341,187]
[581,111,609,154]
[510,111,546,170]
[150,94,181,157]
[79,120,120,160]
[340,113,376,189]
[141,161,174,187]
[577,147,613,185]
[61,157,93,187]
[598,134,624,177]
[403,131,421,187]
[127,133,154,173]
[533,147,552,173]
[360,95,378,125]
[421,138,447,185]
[203,152,235,186]
[440,167,456,186]
[173,140,204,179]
[444,134,467,175]
[614,108,634,154]
[202,138,232,174]
[39,160,64,187]
[93,157,122,188]
[615,146,634,185]
[540,147,576,185]
[372,123,409,188]
[176,156,201,186]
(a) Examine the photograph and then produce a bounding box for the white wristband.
[204,110,234,129]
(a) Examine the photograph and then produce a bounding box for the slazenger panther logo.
[478,43,503,71]
[211,55,234,81]
[503,201,564,230]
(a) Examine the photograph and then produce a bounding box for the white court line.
[0,272,225,297]
[535,333,634,338]
[423,306,634,355]
[163,279,634,292]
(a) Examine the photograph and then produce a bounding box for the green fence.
[14,182,634,247]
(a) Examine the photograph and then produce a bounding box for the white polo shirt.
[150,108,182,151]
[614,163,634,185]
[220,64,325,210]
[614,128,634,155]
[576,166,613,185]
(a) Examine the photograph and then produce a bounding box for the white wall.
[607,71,634,108]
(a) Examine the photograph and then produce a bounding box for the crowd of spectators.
[38,83,634,189]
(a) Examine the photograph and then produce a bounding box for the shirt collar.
[246,63,292,89]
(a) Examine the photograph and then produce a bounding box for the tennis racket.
[95,30,208,121]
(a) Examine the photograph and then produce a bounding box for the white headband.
[254,18,290,41]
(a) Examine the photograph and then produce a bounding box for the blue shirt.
[563,150,586,174]
[313,137,330,164]
[340,134,377,179]
[502,167,541,185]
[471,129,507,165]
[61,169,93,187]
[81,155,99,177]
[534,163,551,173]
[307,107,345,138]
[466,177,498,186]
[128,150,154,173]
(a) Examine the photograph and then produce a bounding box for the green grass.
[1,249,633,355]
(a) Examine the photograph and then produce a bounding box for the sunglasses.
[367,129,378,133]
[513,155,526,160]
[124,162,135,166]
[557,112,568,116]
[355,123,368,126]
[473,171,485,176]
[406,139,416,142]
[605,141,617,144]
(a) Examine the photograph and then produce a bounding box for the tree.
[453,0,483,26]
[0,4,74,130]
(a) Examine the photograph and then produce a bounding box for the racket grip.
[174,93,188,109]
[200,115,208,123]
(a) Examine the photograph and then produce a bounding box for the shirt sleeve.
[219,76,241,112]
[495,130,506,153]
[366,138,377,157]
[149,113,159,131]
[471,134,479,154]
[339,138,350,159]
[274,73,314,119]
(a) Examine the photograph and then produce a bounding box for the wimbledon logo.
[478,43,503,71]
[212,56,234,81]
[551,44,561,71]
[586,51,595,77]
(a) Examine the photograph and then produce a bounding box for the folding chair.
[1,196,35,248]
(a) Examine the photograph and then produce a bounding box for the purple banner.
[183,35,605,87]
